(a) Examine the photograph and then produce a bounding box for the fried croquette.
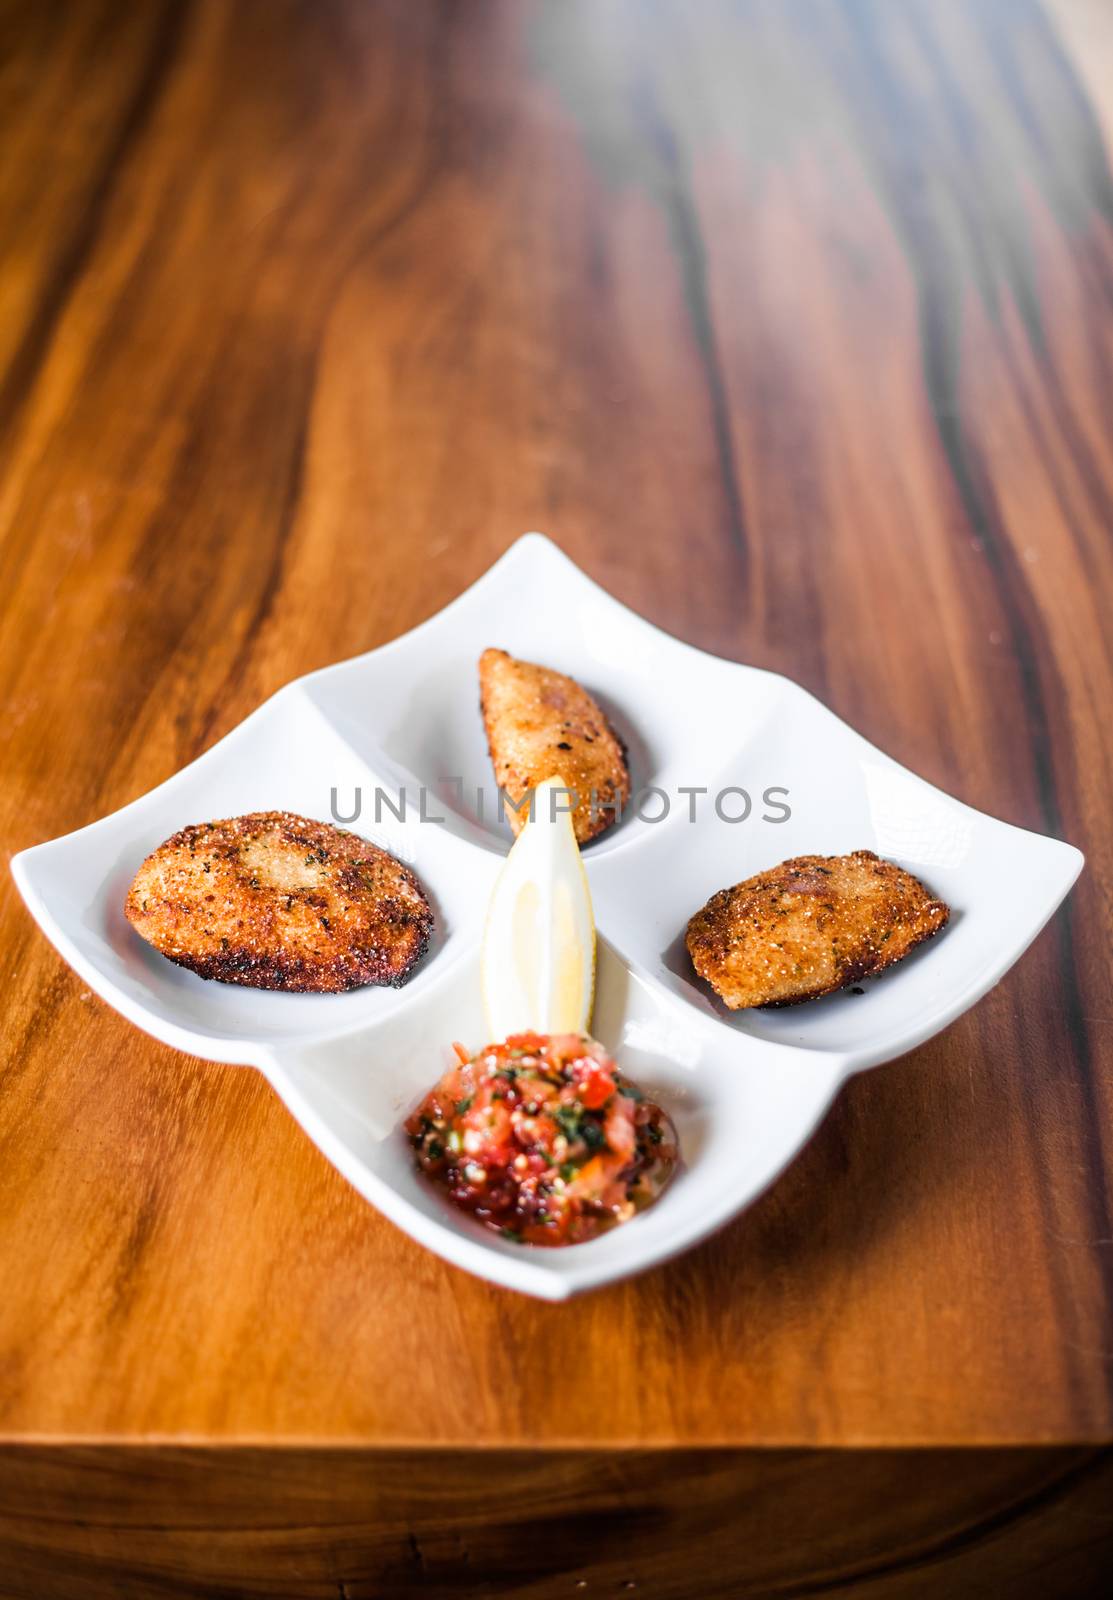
[479,647,630,844]
[686,849,949,1008]
[125,811,433,992]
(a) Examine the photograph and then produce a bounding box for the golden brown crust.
[124,812,433,992]
[685,850,949,1009]
[478,648,631,844]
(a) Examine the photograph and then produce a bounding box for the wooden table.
[2,1,1111,1594]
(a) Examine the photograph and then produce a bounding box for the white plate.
[12,535,1083,1299]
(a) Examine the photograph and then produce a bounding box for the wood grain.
[1,0,1113,1584]
[1,1445,1112,1599]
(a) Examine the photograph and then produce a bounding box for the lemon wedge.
[481,776,595,1040]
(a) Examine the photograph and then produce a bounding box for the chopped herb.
[581,1120,606,1152]
[554,1106,584,1143]
[501,1228,523,1243]
[455,1095,473,1114]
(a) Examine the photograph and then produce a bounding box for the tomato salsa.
[406,1032,677,1246]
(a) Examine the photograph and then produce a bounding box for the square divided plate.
[12,535,1083,1299]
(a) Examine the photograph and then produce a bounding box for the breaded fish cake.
[686,850,949,1008]
[125,812,433,992]
[479,648,630,844]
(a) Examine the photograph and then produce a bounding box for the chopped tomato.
[573,1057,617,1110]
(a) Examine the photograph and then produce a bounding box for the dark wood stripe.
[0,0,190,447]
[187,347,317,757]
[631,76,750,586]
